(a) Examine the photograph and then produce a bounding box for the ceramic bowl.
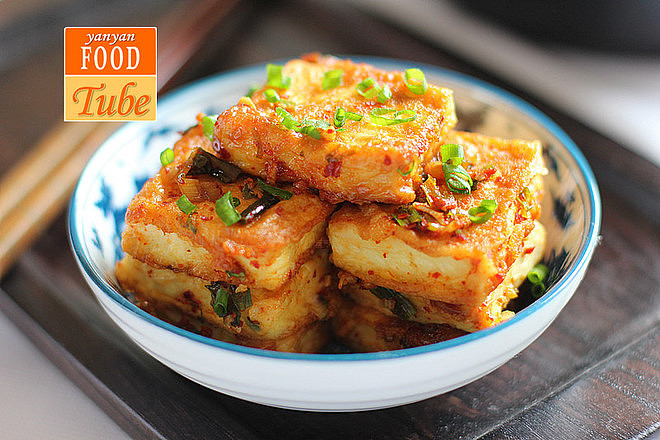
[69,57,601,411]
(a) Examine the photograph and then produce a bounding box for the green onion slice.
[333,107,362,128]
[232,289,252,310]
[176,195,197,215]
[376,85,392,103]
[276,107,298,129]
[207,283,230,317]
[215,191,241,226]
[245,85,259,97]
[226,270,246,279]
[322,69,343,90]
[263,89,280,103]
[398,159,417,176]
[257,179,292,200]
[201,115,218,141]
[443,163,473,194]
[370,286,417,320]
[404,68,428,95]
[160,148,174,167]
[468,199,497,224]
[266,63,291,89]
[440,143,465,165]
[356,78,380,99]
[527,264,548,285]
[370,108,417,126]
[241,183,257,199]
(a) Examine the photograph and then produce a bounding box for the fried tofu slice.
[344,221,546,332]
[116,250,340,344]
[213,53,457,204]
[121,123,334,291]
[332,301,467,352]
[328,131,545,307]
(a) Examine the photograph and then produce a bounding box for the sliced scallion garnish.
[333,107,362,128]
[207,283,230,317]
[232,288,253,310]
[468,199,497,224]
[266,63,291,89]
[528,263,549,298]
[245,85,259,97]
[160,148,174,167]
[263,89,280,103]
[369,108,416,126]
[376,85,392,103]
[439,143,473,194]
[403,68,428,95]
[176,195,197,215]
[226,270,246,279]
[257,179,292,200]
[370,286,417,320]
[356,77,380,99]
[215,191,241,226]
[398,159,416,176]
[201,115,218,141]
[322,69,343,90]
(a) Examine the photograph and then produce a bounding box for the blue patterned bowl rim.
[68,57,602,361]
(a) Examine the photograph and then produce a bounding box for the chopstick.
[0,0,242,279]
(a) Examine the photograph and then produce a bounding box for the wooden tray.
[1,1,658,438]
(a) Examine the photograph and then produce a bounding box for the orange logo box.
[64,27,157,121]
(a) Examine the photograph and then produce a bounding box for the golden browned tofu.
[332,301,467,352]
[328,131,545,309]
[344,221,546,332]
[121,123,334,291]
[213,53,457,204]
[116,250,340,344]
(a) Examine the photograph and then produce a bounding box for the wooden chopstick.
[0,0,242,279]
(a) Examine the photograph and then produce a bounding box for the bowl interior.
[69,58,600,360]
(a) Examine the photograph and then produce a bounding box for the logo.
[64,27,157,121]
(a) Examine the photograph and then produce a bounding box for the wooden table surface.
[1,1,658,439]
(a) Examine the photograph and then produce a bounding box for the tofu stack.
[116,123,339,353]
[117,54,547,353]
[329,131,547,350]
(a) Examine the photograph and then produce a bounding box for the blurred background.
[1,0,658,438]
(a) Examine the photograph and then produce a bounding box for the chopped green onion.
[263,89,280,103]
[266,63,291,89]
[207,282,230,317]
[391,205,423,227]
[231,197,241,207]
[333,107,362,128]
[443,163,473,194]
[201,115,218,141]
[215,191,241,226]
[257,179,292,200]
[246,317,261,332]
[226,270,246,279]
[322,69,343,90]
[356,78,380,99]
[440,143,464,165]
[403,68,428,95]
[176,195,197,215]
[245,85,259,97]
[377,85,392,103]
[439,144,472,194]
[527,264,548,285]
[160,148,174,166]
[232,288,252,310]
[398,159,417,177]
[370,108,417,126]
[468,199,497,224]
[276,107,298,129]
[528,263,549,298]
[370,286,417,320]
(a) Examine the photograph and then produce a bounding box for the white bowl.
[69,57,601,411]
